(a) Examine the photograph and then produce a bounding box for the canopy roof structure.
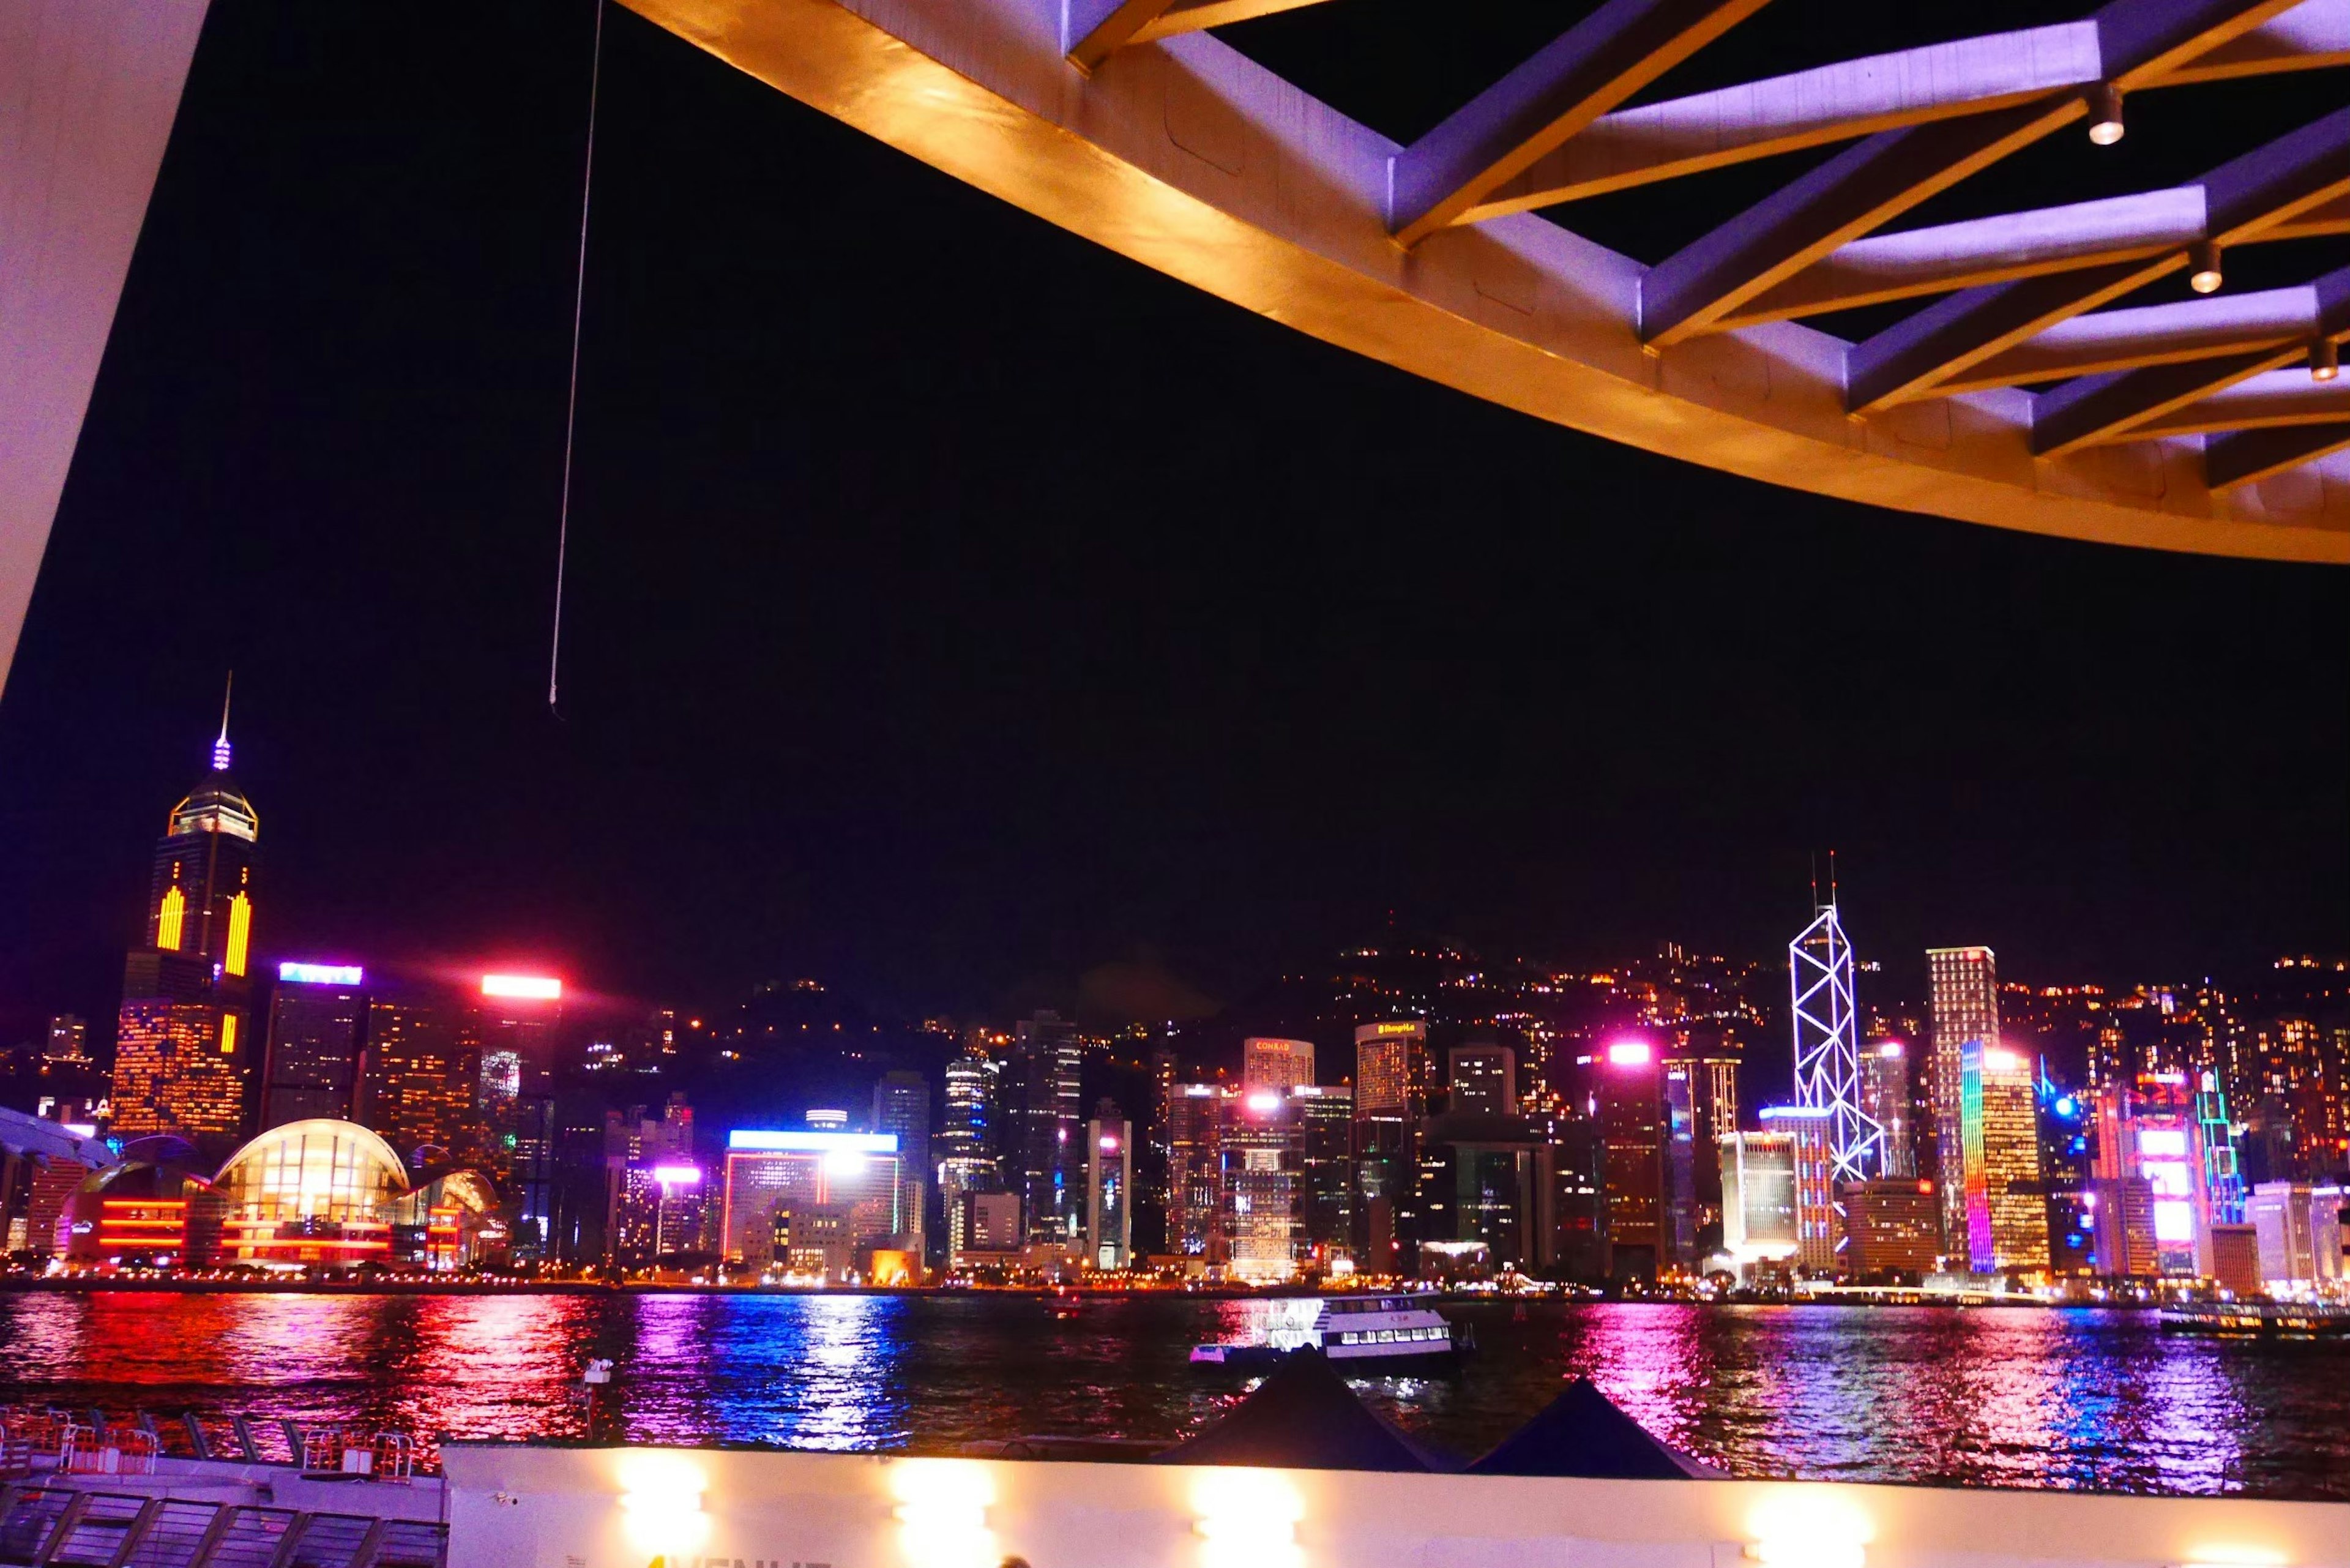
[0,1106,118,1171]
[1153,1352,1460,1471]
[1468,1378,1725,1479]
[623,0,2350,561]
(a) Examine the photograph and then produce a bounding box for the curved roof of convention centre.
[215,1118,412,1192]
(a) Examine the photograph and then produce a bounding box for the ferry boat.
[2158,1301,2350,1338]
[1188,1296,1468,1375]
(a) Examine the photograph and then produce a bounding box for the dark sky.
[1,2,2343,1037]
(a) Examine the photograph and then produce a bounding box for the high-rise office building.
[1242,1037,1316,1092]
[468,975,564,1255]
[1166,1083,1224,1260]
[1789,901,1882,1182]
[2092,1073,2207,1277]
[1960,1040,2049,1274]
[261,963,367,1129]
[1661,1048,1739,1271]
[360,992,468,1163]
[111,696,259,1155]
[1084,1110,1133,1269]
[1352,1021,1428,1271]
[1293,1085,1354,1258]
[873,1069,931,1255]
[1843,1178,1941,1277]
[1718,1130,1798,1270]
[1597,1039,1665,1281]
[1927,946,2000,1251]
[937,1039,999,1264]
[1009,1012,1081,1245]
[961,1190,1021,1254]
[1447,1043,1518,1116]
[1860,1041,1915,1178]
[1222,1087,1302,1281]
[721,1126,905,1274]
[42,1016,90,1069]
[1761,1105,1838,1274]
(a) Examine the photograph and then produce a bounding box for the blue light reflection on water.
[0,1293,2342,1498]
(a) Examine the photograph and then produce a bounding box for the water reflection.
[0,1293,2340,1498]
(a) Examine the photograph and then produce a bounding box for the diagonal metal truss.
[1789,902,1882,1185]
[624,0,2350,559]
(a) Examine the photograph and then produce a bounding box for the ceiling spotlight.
[2188,241,2223,294]
[2315,338,2341,383]
[2086,84,2124,145]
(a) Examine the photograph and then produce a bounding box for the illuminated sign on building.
[482,974,562,999]
[280,961,364,986]
[651,1164,703,1187]
[1606,1040,1654,1067]
[726,1130,898,1154]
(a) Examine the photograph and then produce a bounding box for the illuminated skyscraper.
[1292,1085,1354,1258]
[1789,902,1881,1182]
[261,964,367,1129]
[1597,1039,1665,1281]
[720,1126,905,1273]
[1165,1083,1225,1259]
[1222,1087,1302,1281]
[1661,1046,1739,1269]
[1009,1012,1081,1245]
[1859,1042,1915,1178]
[1718,1130,1798,1271]
[1842,1178,1941,1277]
[360,992,466,1163]
[1084,1109,1132,1269]
[1927,946,2000,1252]
[1243,1037,1316,1091]
[1960,1040,2049,1274]
[466,975,564,1254]
[1760,1105,1839,1273]
[1447,1043,1517,1115]
[42,1016,90,1069]
[873,1070,931,1255]
[1352,1021,1428,1269]
[937,1038,999,1264]
[111,689,258,1155]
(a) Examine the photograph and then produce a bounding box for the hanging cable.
[549,0,606,717]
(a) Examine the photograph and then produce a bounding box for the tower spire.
[212,671,233,772]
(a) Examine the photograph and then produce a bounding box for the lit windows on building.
[215,1119,410,1266]
[1718,1130,1799,1270]
[1085,1116,1132,1269]
[156,883,186,950]
[720,1129,905,1275]
[1242,1038,1317,1092]
[1959,1042,2049,1274]
[1758,1105,1838,1274]
[263,971,368,1129]
[1927,946,1999,1250]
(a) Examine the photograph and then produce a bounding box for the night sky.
[1,2,2343,1040]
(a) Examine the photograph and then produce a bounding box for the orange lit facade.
[361,998,469,1159]
[111,722,258,1154]
[111,999,250,1145]
[95,1198,188,1261]
[214,1119,408,1266]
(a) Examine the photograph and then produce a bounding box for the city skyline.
[1,693,2340,1294]
[0,3,2340,1041]
[0,701,2342,1056]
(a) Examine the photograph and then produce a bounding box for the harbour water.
[2,1292,2346,1498]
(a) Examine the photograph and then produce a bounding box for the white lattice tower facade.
[1789,903,1883,1184]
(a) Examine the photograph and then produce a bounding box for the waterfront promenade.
[444,1442,2350,1568]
